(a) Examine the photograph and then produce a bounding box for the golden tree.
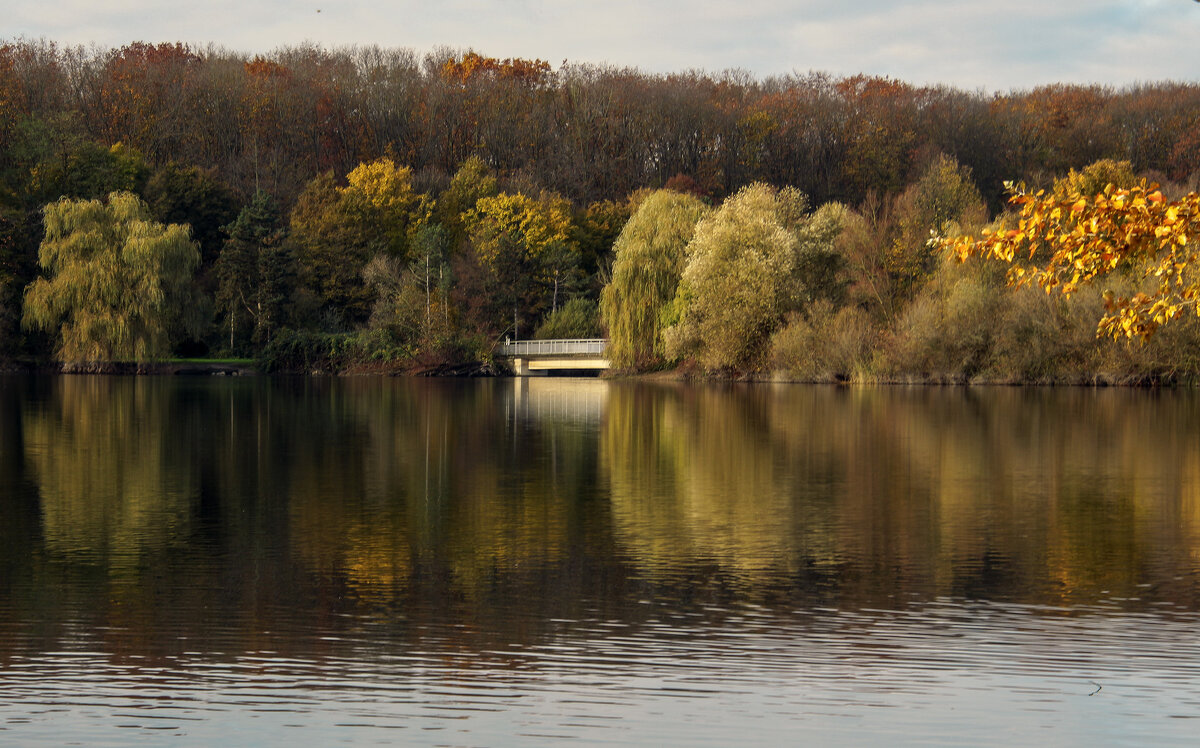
[942,181,1200,340]
[24,192,199,362]
[664,184,815,371]
[465,191,574,338]
[599,190,708,370]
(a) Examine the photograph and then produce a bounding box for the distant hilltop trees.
[3,41,1200,209]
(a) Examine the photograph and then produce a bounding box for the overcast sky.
[5,0,1199,92]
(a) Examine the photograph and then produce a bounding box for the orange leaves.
[835,74,914,102]
[244,57,291,81]
[441,52,551,87]
[942,181,1200,340]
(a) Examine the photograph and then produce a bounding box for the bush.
[770,301,872,381]
[986,285,1100,382]
[877,256,1002,381]
[535,297,601,339]
[259,328,414,373]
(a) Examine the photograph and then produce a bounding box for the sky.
[4,0,1200,92]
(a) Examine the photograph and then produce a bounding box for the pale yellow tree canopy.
[599,189,708,370]
[665,183,819,371]
[24,192,199,362]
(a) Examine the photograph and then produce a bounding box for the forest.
[4,39,1200,381]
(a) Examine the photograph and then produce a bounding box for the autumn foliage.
[943,182,1200,340]
[441,52,551,86]
[8,39,1200,379]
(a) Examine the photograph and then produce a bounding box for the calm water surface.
[1,375,1199,745]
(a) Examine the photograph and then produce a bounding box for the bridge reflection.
[508,376,609,424]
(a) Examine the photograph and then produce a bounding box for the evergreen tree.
[215,190,292,352]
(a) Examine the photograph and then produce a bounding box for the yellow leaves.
[467,191,573,270]
[951,239,974,264]
[1150,299,1179,326]
[344,158,419,214]
[938,182,1200,340]
[334,158,434,257]
[26,193,199,362]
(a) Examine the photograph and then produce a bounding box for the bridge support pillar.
[512,358,546,376]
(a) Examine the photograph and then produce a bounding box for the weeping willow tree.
[599,190,708,370]
[664,184,829,372]
[24,192,200,363]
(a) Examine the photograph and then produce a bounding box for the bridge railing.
[497,338,607,357]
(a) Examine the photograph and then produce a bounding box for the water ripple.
[2,600,1199,746]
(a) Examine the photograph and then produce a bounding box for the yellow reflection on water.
[602,384,1200,604]
[603,383,836,578]
[22,377,195,567]
[19,377,1200,610]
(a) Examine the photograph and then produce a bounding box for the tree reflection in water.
[3,375,1200,658]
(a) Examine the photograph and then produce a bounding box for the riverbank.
[0,359,257,376]
[0,357,506,377]
[600,363,1196,387]
[5,355,1194,386]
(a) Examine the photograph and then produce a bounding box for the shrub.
[534,297,601,339]
[878,256,1002,381]
[259,328,414,373]
[986,285,1100,382]
[770,300,873,381]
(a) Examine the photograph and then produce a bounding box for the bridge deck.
[497,339,609,375]
[497,339,607,357]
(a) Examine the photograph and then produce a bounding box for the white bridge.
[496,338,610,375]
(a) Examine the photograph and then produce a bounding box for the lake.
[1,375,1199,745]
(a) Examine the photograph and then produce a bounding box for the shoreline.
[1,358,1192,387]
[0,360,257,376]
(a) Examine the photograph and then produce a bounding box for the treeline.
[5,40,1200,208]
[3,39,1200,377]
[604,158,1200,384]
